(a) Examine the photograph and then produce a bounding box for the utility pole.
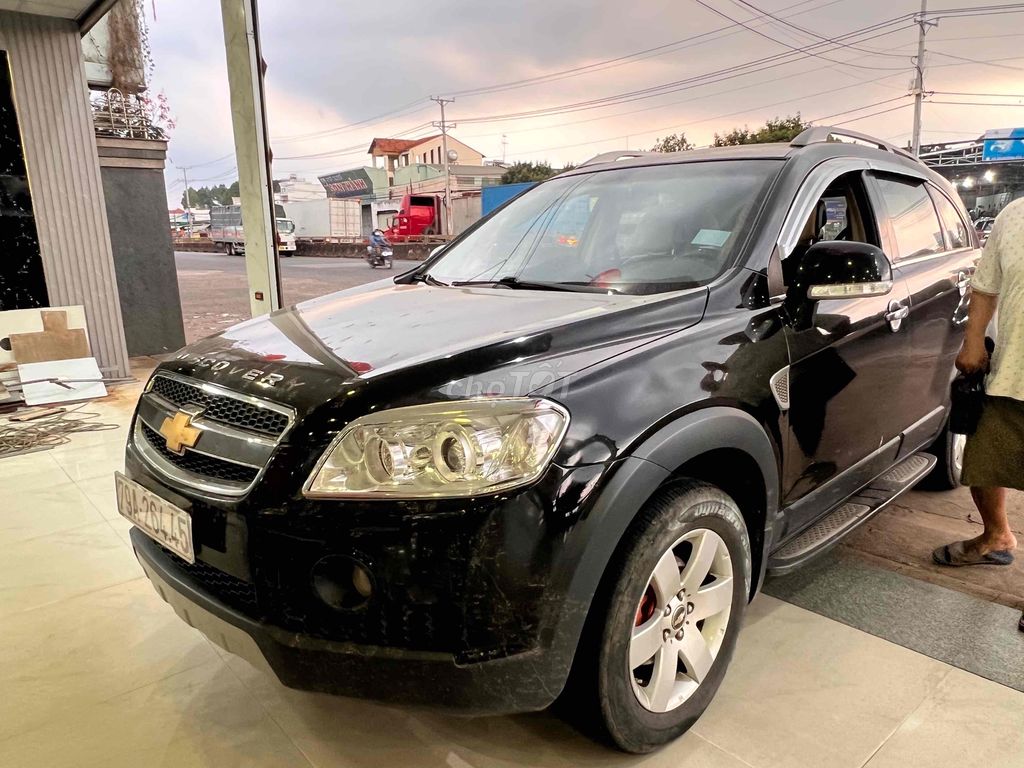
[182,166,192,235]
[431,96,455,237]
[221,0,282,315]
[911,0,936,156]
[501,134,508,164]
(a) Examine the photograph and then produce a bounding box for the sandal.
[932,540,1015,567]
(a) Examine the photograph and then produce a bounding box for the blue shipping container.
[481,183,537,216]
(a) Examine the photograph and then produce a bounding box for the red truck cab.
[385,194,440,240]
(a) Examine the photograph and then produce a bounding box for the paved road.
[175,251,419,343]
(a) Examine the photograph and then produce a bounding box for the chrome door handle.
[956,271,970,297]
[885,301,909,332]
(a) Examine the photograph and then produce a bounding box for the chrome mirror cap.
[808,280,893,300]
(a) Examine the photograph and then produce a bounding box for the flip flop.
[932,540,1015,567]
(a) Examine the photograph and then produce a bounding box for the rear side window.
[931,191,971,249]
[875,177,944,260]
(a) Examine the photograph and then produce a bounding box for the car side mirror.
[797,241,894,301]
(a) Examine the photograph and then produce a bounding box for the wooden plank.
[8,310,90,363]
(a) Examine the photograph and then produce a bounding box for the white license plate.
[115,472,194,563]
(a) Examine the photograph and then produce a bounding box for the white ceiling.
[0,0,98,21]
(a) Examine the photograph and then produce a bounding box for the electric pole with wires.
[431,96,455,237]
[911,0,938,156]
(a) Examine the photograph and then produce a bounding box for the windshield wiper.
[407,272,448,287]
[451,276,615,293]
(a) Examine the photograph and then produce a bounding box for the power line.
[829,102,914,127]
[931,91,1024,98]
[458,52,911,142]
[503,89,913,160]
[727,0,909,59]
[692,0,908,71]
[453,17,916,127]
[926,50,1024,72]
[448,0,849,98]
[928,100,1024,107]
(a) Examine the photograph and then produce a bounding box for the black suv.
[119,127,976,753]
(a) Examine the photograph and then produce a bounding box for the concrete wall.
[410,136,483,165]
[97,137,185,357]
[0,11,130,376]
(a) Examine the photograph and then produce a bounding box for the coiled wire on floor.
[0,406,120,459]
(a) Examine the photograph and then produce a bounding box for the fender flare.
[547,407,780,684]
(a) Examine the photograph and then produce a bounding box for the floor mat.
[765,547,1024,692]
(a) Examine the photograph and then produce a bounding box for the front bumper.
[131,526,565,715]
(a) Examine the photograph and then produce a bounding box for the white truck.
[286,198,363,242]
[209,204,297,257]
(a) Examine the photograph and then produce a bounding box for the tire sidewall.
[598,482,751,753]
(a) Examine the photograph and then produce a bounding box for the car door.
[778,166,913,536]
[869,174,978,454]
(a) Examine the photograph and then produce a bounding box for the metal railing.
[92,88,166,140]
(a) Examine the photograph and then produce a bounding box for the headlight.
[303,398,569,499]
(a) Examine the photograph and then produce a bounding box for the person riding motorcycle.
[367,229,392,267]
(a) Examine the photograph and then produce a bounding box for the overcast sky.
[147,0,1024,206]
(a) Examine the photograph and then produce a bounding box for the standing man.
[933,198,1024,632]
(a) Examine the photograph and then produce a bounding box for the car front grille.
[160,546,258,611]
[140,422,259,485]
[150,375,290,437]
[132,372,294,496]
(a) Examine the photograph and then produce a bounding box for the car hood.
[169,280,708,409]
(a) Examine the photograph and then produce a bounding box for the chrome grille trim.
[147,372,294,437]
[133,372,296,497]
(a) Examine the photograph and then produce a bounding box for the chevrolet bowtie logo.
[159,409,203,455]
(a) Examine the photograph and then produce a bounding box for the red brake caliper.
[635,586,657,626]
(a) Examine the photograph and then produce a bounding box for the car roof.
[561,126,939,184]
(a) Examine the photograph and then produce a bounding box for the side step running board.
[768,452,937,575]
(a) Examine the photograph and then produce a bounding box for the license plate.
[115,472,194,563]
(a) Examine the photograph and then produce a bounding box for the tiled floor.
[3,380,1023,767]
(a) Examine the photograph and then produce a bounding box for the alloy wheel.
[629,527,734,713]
[952,432,966,482]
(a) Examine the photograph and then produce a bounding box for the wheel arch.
[553,407,781,704]
[629,406,780,599]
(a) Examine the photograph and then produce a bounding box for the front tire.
[591,482,750,753]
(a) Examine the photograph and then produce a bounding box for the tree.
[500,162,557,184]
[650,133,693,153]
[713,115,808,147]
[180,181,240,209]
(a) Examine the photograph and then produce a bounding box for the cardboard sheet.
[17,357,107,406]
[0,306,88,365]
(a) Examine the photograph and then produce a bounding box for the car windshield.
[427,160,781,294]
[277,218,295,234]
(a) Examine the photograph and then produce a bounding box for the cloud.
[149,0,1021,205]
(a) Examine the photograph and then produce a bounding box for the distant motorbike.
[367,244,393,269]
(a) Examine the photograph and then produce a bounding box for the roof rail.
[790,126,918,161]
[580,150,658,167]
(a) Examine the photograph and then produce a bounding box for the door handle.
[885,301,909,332]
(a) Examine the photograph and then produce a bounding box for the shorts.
[961,396,1024,490]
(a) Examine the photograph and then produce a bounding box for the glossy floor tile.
[0,520,142,618]
[2,392,1023,768]
[864,668,1024,768]
[0,661,313,768]
[0,578,219,741]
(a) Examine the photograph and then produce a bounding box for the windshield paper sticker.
[692,229,731,247]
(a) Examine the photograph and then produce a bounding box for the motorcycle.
[366,244,394,269]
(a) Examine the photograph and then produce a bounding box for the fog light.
[311,555,373,610]
[352,564,373,598]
